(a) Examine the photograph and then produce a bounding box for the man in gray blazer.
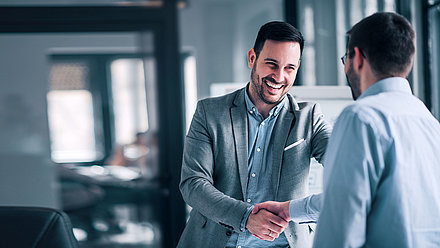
[178,21,331,248]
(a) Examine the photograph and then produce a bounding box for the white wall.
[179,0,283,99]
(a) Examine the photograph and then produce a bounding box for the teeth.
[265,80,283,89]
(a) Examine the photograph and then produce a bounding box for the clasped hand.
[246,201,291,241]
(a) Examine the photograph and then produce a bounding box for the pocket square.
[284,138,305,151]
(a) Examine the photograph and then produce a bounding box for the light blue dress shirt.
[226,89,290,248]
[312,77,440,247]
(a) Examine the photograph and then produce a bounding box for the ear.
[352,47,365,73]
[248,48,256,69]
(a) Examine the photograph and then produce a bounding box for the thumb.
[252,202,270,214]
[251,204,260,214]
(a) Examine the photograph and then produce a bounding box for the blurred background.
[0,0,438,247]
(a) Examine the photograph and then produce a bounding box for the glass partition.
[0,30,165,246]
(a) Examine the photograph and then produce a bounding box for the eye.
[266,62,278,69]
[286,66,296,71]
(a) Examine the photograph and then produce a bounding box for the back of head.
[347,12,415,78]
[253,21,304,59]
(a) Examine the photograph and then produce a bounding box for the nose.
[272,68,285,83]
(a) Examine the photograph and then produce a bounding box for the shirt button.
[256,147,261,152]
[251,173,256,177]
[238,246,242,248]
[247,198,251,203]
[226,230,232,236]
[261,122,265,126]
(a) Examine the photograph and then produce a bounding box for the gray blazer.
[178,87,331,248]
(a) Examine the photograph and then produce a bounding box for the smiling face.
[248,40,301,109]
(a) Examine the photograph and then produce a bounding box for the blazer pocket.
[284,138,305,151]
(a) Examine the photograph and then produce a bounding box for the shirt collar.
[244,84,288,119]
[358,77,413,100]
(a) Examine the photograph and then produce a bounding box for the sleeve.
[310,103,332,163]
[179,100,251,232]
[287,103,330,222]
[312,109,386,248]
[289,193,322,223]
[240,205,255,231]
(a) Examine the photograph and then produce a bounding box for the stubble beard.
[346,60,361,100]
[250,65,284,105]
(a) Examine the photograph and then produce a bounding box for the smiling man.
[178,21,332,248]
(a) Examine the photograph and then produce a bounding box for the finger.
[267,223,284,235]
[255,231,274,241]
[268,213,289,228]
[251,205,260,214]
[257,210,288,230]
[268,229,280,239]
[257,201,277,213]
[259,233,276,241]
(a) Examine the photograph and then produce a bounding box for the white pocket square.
[284,138,305,151]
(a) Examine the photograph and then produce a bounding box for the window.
[47,54,152,164]
[182,52,198,133]
[48,61,103,162]
[110,58,149,145]
[296,0,396,86]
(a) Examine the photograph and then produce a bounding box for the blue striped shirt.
[226,88,289,248]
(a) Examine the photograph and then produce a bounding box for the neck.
[359,63,380,95]
[255,103,274,119]
[246,86,277,119]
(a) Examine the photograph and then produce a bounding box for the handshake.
[246,201,291,241]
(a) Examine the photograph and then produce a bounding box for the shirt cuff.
[289,194,322,223]
[240,205,254,232]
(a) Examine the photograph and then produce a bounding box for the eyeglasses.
[341,49,366,65]
[340,53,348,65]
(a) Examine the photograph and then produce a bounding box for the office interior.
[0,0,438,247]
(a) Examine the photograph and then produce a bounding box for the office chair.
[0,206,79,248]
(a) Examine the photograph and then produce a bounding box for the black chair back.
[0,206,78,248]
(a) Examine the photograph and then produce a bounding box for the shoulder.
[293,98,324,119]
[341,97,384,124]
[337,98,391,141]
[297,101,317,110]
[286,93,320,110]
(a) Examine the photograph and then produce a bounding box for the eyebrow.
[264,58,297,68]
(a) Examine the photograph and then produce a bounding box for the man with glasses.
[253,12,440,247]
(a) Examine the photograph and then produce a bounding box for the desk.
[58,165,166,247]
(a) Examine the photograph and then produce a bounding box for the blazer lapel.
[271,94,297,199]
[231,88,249,199]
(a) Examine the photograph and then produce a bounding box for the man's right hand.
[252,201,291,222]
[246,209,289,241]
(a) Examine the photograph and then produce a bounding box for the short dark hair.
[253,21,304,59]
[347,12,415,78]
